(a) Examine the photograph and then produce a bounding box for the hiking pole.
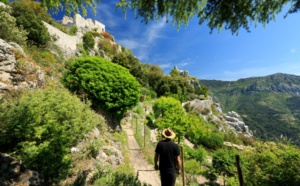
[180,146,186,186]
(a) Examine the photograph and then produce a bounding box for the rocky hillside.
[0,39,45,99]
[184,99,252,137]
[200,73,300,145]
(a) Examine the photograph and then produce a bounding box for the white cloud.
[118,39,140,49]
[94,3,120,28]
[290,48,296,53]
[177,58,192,67]
[159,63,171,69]
[146,19,166,43]
[135,51,149,61]
[178,62,189,67]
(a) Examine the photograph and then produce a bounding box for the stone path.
[123,123,161,186]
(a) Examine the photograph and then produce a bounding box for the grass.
[133,119,155,165]
[113,131,135,175]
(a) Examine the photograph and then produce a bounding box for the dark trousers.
[160,171,176,186]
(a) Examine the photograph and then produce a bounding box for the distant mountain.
[200,73,300,145]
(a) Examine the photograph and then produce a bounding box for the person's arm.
[176,155,181,174]
[154,153,159,170]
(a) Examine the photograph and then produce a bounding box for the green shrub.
[224,130,240,145]
[82,31,95,50]
[185,159,202,185]
[201,108,211,115]
[91,31,101,37]
[48,19,69,34]
[0,88,102,183]
[200,133,224,149]
[0,9,28,45]
[0,0,9,3]
[108,172,150,186]
[11,1,50,46]
[238,134,255,146]
[69,25,78,35]
[184,145,207,163]
[184,102,191,112]
[63,56,141,125]
[212,148,237,178]
[87,138,104,159]
[98,39,118,57]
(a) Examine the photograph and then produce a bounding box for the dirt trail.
[123,122,161,186]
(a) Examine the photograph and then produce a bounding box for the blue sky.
[54,1,300,81]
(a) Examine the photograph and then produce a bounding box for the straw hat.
[162,128,176,139]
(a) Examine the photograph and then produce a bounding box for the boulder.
[0,153,44,186]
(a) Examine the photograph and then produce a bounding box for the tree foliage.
[0,89,102,183]
[116,0,299,34]
[142,63,164,90]
[153,96,189,143]
[112,52,143,84]
[186,113,224,149]
[242,142,300,185]
[212,148,237,178]
[40,0,100,16]
[63,56,141,122]
[155,75,194,102]
[98,38,119,58]
[83,31,95,50]
[11,1,51,46]
[0,8,28,45]
[0,0,9,4]
[170,68,180,77]
[20,0,52,22]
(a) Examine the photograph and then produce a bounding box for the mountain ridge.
[199,72,300,145]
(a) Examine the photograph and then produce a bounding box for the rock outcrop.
[184,99,252,137]
[0,153,44,186]
[174,65,190,77]
[0,39,45,99]
[222,111,252,137]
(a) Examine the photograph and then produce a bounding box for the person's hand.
[154,164,159,170]
[177,169,180,174]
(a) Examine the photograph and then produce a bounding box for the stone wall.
[43,22,78,58]
[61,13,105,33]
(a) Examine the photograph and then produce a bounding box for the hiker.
[154,128,181,186]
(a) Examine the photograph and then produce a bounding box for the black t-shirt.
[155,139,180,173]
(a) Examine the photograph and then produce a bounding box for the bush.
[0,88,102,183]
[98,38,118,57]
[101,31,114,41]
[63,56,141,124]
[0,9,28,45]
[184,145,207,163]
[108,172,150,186]
[69,25,78,35]
[200,133,224,149]
[11,1,50,46]
[0,0,9,4]
[82,31,95,50]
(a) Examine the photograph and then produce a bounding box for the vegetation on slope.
[63,56,141,127]
[1,1,300,185]
[201,73,300,146]
[0,88,104,183]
